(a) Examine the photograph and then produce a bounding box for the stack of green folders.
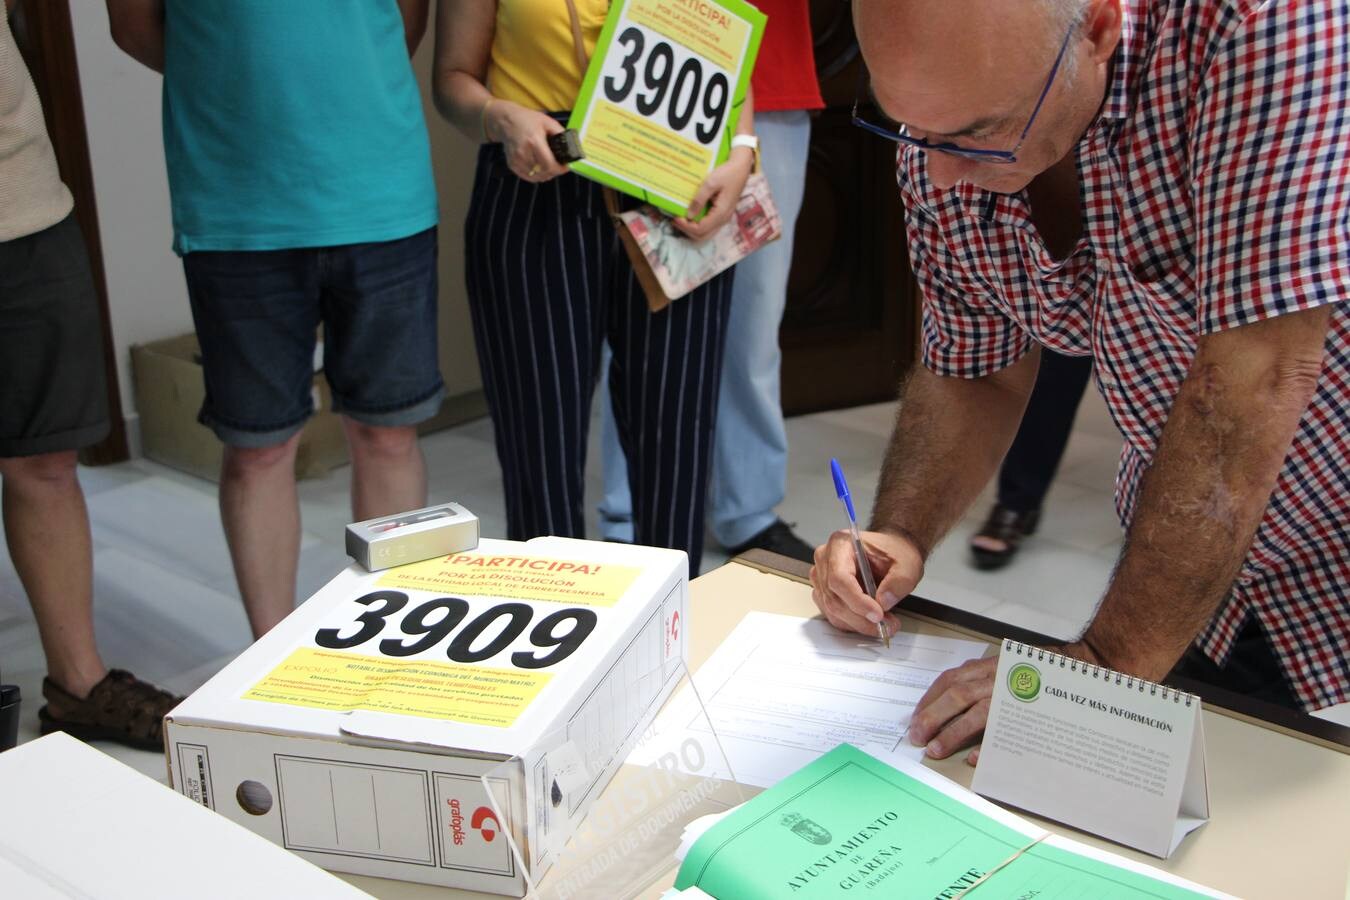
[663,744,1228,899]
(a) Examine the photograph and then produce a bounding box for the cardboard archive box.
[165,536,689,895]
[131,333,347,482]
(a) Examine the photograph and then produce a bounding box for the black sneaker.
[726,519,815,564]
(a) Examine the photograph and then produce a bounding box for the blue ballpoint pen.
[830,458,890,648]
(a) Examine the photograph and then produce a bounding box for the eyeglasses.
[851,23,1076,165]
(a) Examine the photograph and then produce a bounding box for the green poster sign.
[567,0,765,217]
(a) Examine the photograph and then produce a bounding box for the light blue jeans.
[598,111,813,546]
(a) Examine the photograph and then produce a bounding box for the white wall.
[67,5,483,450]
[69,3,191,441]
[412,37,484,402]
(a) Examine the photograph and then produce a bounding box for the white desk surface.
[341,560,1350,900]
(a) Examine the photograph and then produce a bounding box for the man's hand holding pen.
[808,528,922,642]
[811,528,995,765]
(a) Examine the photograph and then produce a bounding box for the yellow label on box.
[378,552,641,607]
[629,0,749,70]
[582,100,713,204]
[243,647,550,728]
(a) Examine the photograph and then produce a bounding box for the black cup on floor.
[0,672,20,752]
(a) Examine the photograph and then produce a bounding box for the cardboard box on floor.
[0,732,374,900]
[131,333,347,482]
[165,537,688,896]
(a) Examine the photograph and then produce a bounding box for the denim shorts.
[0,214,110,457]
[182,227,445,448]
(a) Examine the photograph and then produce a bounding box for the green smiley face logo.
[1008,663,1041,702]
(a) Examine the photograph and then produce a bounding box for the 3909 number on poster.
[568,0,764,215]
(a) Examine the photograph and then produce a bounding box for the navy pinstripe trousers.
[465,145,732,574]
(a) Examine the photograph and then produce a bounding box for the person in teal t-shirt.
[108,0,444,638]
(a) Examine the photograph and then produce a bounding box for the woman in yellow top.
[433,0,755,572]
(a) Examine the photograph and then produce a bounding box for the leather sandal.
[38,669,182,752]
[970,504,1041,571]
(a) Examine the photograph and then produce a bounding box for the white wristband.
[730,134,760,171]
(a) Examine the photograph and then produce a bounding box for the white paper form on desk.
[630,611,987,787]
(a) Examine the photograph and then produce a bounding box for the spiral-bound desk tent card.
[972,641,1209,859]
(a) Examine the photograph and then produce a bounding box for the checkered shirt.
[899,0,1350,711]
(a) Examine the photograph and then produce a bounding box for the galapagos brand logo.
[435,775,514,875]
[472,806,500,842]
[1008,663,1042,702]
[780,812,832,845]
[447,798,467,846]
[447,800,501,844]
[665,610,682,659]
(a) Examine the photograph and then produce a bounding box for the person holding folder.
[430,0,756,574]
[811,0,1349,762]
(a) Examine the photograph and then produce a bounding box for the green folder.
[675,744,1214,899]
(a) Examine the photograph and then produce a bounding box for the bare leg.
[220,435,302,638]
[343,420,427,521]
[0,451,107,701]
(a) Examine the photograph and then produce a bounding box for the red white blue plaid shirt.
[900,0,1350,711]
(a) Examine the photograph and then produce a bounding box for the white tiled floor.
[0,390,1124,779]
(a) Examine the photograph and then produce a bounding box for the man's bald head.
[853,0,1121,193]
[854,0,1073,124]
[1040,0,1092,66]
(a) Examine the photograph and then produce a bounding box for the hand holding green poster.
[567,0,766,217]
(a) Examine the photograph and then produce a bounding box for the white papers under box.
[165,537,689,896]
[0,732,372,900]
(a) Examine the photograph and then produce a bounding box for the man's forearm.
[1072,308,1330,680]
[870,351,1039,557]
[397,0,430,55]
[106,0,165,73]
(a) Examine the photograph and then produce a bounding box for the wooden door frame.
[777,3,918,415]
[12,0,129,464]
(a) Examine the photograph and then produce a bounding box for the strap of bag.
[562,0,591,72]
[562,0,615,219]
[562,1,643,228]
[561,0,683,312]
